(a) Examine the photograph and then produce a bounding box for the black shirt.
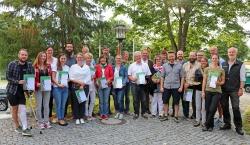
[18,63,27,89]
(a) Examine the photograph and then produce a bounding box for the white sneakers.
[76,119,85,125]
[114,113,123,120]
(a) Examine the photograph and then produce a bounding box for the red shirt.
[34,64,52,91]
[95,64,114,86]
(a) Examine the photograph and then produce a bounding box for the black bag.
[194,69,203,82]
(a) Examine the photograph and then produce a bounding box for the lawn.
[243,106,250,135]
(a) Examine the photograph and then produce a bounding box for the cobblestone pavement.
[0,94,250,145]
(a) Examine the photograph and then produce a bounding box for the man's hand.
[19,80,25,84]
[178,87,182,93]
[184,83,189,91]
[238,88,244,97]
[160,87,164,93]
[202,91,205,99]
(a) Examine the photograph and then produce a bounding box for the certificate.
[90,67,95,76]
[75,89,87,103]
[100,77,108,89]
[114,77,123,89]
[23,74,35,91]
[184,89,193,102]
[136,72,146,84]
[40,76,51,91]
[209,75,218,88]
[59,71,68,86]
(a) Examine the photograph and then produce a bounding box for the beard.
[19,58,27,63]
[65,50,73,57]
[189,58,196,64]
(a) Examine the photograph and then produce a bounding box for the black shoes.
[133,114,139,120]
[202,126,213,132]
[141,114,148,119]
[220,124,231,130]
[236,128,244,135]
[159,115,168,122]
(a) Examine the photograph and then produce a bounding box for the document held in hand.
[40,76,52,91]
[209,75,218,89]
[23,74,35,91]
[100,77,108,89]
[75,89,87,103]
[114,77,123,89]
[136,72,146,84]
[58,71,68,87]
[184,89,193,102]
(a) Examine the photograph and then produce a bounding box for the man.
[64,42,76,117]
[197,50,204,63]
[100,46,115,66]
[82,46,95,65]
[220,47,245,135]
[122,51,131,114]
[209,46,224,123]
[128,51,151,119]
[177,50,185,65]
[6,49,34,136]
[182,51,201,119]
[161,49,168,64]
[141,48,154,114]
[160,51,184,122]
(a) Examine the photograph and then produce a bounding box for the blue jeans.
[53,87,68,120]
[98,87,111,115]
[114,88,125,113]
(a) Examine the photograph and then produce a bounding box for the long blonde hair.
[33,51,47,68]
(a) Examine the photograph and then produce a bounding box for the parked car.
[245,71,250,93]
[0,89,8,111]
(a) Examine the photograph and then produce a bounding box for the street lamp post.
[115,24,127,55]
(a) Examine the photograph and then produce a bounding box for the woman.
[113,55,128,120]
[193,57,209,127]
[52,53,69,126]
[95,55,114,120]
[202,55,225,131]
[84,53,96,121]
[151,55,164,118]
[69,53,91,125]
[33,52,52,129]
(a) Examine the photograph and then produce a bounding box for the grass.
[243,106,250,135]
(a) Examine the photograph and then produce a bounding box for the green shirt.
[204,67,225,93]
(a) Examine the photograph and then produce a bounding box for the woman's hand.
[37,83,40,87]
[202,91,205,99]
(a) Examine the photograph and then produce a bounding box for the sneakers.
[75,119,80,125]
[80,118,85,124]
[58,120,68,126]
[22,128,32,137]
[38,123,45,130]
[118,114,123,120]
[15,126,23,134]
[141,114,148,119]
[159,115,168,122]
[151,115,156,118]
[114,113,120,119]
[44,122,52,129]
[174,117,179,123]
[193,121,200,127]
[220,124,231,130]
[236,128,244,135]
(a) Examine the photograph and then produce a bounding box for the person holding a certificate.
[113,55,128,120]
[128,51,151,120]
[33,51,53,129]
[95,55,114,120]
[51,53,69,126]
[84,53,96,121]
[6,49,34,137]
[69,53,91,125]
[202,54,225,132]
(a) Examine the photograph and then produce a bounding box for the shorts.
[7,87,26,106]
[162,88,180,105]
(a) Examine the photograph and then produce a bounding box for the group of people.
[6,43,245,137]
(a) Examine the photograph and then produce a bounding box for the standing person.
[161,49,168,64]
[220,47,245,135]
[69,53,91,124]
[95,55,114,120]
[82,46,96,65]
[6,49,34,136]
[46,47,58,123]
[33,52,52,129]
[150,55,164,118]
[141,48,154,114]
[182,51,201,119]
[176,50,185,65]
[64,42,76,118]
[52,53,69,126]
[202,54,225,132]
[160,51,184,122]
[128,51,152,119]
[193,57,209,127]
[209,46,224,123]
[84,53,96,121]
[122,51,131,114]
[113,55,128,120]
[197,50,205,63]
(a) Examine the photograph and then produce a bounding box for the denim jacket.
[113,64,128,86]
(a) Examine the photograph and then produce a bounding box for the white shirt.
[128,62,151,84]
[52,65,70,87]
[69,64,91,85]
[50,57,58,69]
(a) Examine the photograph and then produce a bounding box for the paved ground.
[0,93,250,145]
